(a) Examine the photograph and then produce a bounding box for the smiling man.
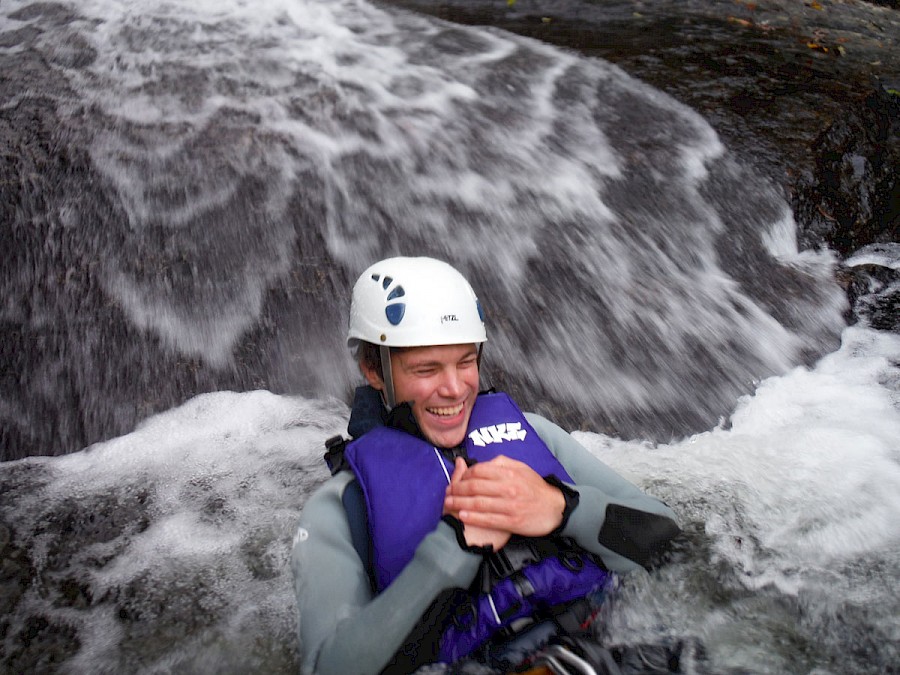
[366,342,480,451]
[292,257,681,675]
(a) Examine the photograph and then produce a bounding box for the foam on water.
[0,1,884,668]
[845,242,900,271]
[574,325,900,671]
[585,325,900,570]
[2,0,845,418]
[2,325,898,672]
[1,390,345,671]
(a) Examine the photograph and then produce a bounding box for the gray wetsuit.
[291,412,679,675]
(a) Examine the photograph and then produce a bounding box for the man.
[292,256,680,675]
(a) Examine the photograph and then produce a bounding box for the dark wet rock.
[9,2,82,25]
[840,263,900,330]
[794,84,899,257]
[3,616,80,673]
[383,0,900,226]
[0,25,42,47]
[793,82,899,331]
[4,3,96,66]
[382,0,900,333]
[0,450,309,673]
[45,32,97,68]
[838,242,900,330]
[0,523,37,647]
[55,577,94,610]
[37,491,153,571]
[383,0,900,189]
[2,615,81,674]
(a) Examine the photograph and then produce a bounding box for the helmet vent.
[385,303,405,326]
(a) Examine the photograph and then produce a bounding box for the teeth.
[427,404,463,417]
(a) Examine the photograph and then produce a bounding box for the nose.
[437,367,465,399]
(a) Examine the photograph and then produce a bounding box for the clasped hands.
[442,455,565,550]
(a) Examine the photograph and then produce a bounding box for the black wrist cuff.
[441,515,493,555]
[544,475,580,536]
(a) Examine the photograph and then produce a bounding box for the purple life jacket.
[344,392,613,662]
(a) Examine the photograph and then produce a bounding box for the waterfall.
[2,0,845,459]
[2,1,897,673]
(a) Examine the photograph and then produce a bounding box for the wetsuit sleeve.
[291,472,482,675]
[526,413,680,573]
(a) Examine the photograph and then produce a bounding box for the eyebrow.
[403,349,478,369]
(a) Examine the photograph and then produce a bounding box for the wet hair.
[355,341,384,373]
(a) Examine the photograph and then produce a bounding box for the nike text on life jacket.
[468,422,527,447]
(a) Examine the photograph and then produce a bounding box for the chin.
[426,428,467,450]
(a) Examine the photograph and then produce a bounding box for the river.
[1,0,898,672]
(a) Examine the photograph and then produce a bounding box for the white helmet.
[347,256,486,408]
[348,256,486,348]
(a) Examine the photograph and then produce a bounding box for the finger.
[449,456,467,486]
[458,508,514,530]
[447,478,516,502]
[444,458,469,513]
[460,456,527,481]
[449,494,516,519]
[459,458,506,477]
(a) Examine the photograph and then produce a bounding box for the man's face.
[365,343,480,448]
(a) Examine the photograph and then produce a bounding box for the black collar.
[348,384,478,458]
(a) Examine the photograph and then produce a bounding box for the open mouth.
[426,403,464,417]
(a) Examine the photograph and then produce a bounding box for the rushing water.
[1,0,897,673]
[1,0,849,459]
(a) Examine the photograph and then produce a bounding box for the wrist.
[543,475,580,536]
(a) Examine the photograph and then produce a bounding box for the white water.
[2,325,897,673]
[2,0,896,671]
[1,0,848,443]
[592,325,900,673]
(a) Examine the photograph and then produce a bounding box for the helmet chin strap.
[379,345,396,410]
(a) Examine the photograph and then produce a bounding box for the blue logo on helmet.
[372,273,406,326]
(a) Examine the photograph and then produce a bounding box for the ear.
[359,360,384,391]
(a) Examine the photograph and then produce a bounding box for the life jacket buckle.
[513,573,536,598]
[488,549,516,580]
[487,539,542,585]
[558,551,584,573]
[451,598,478,631]
[323,435,349,475]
